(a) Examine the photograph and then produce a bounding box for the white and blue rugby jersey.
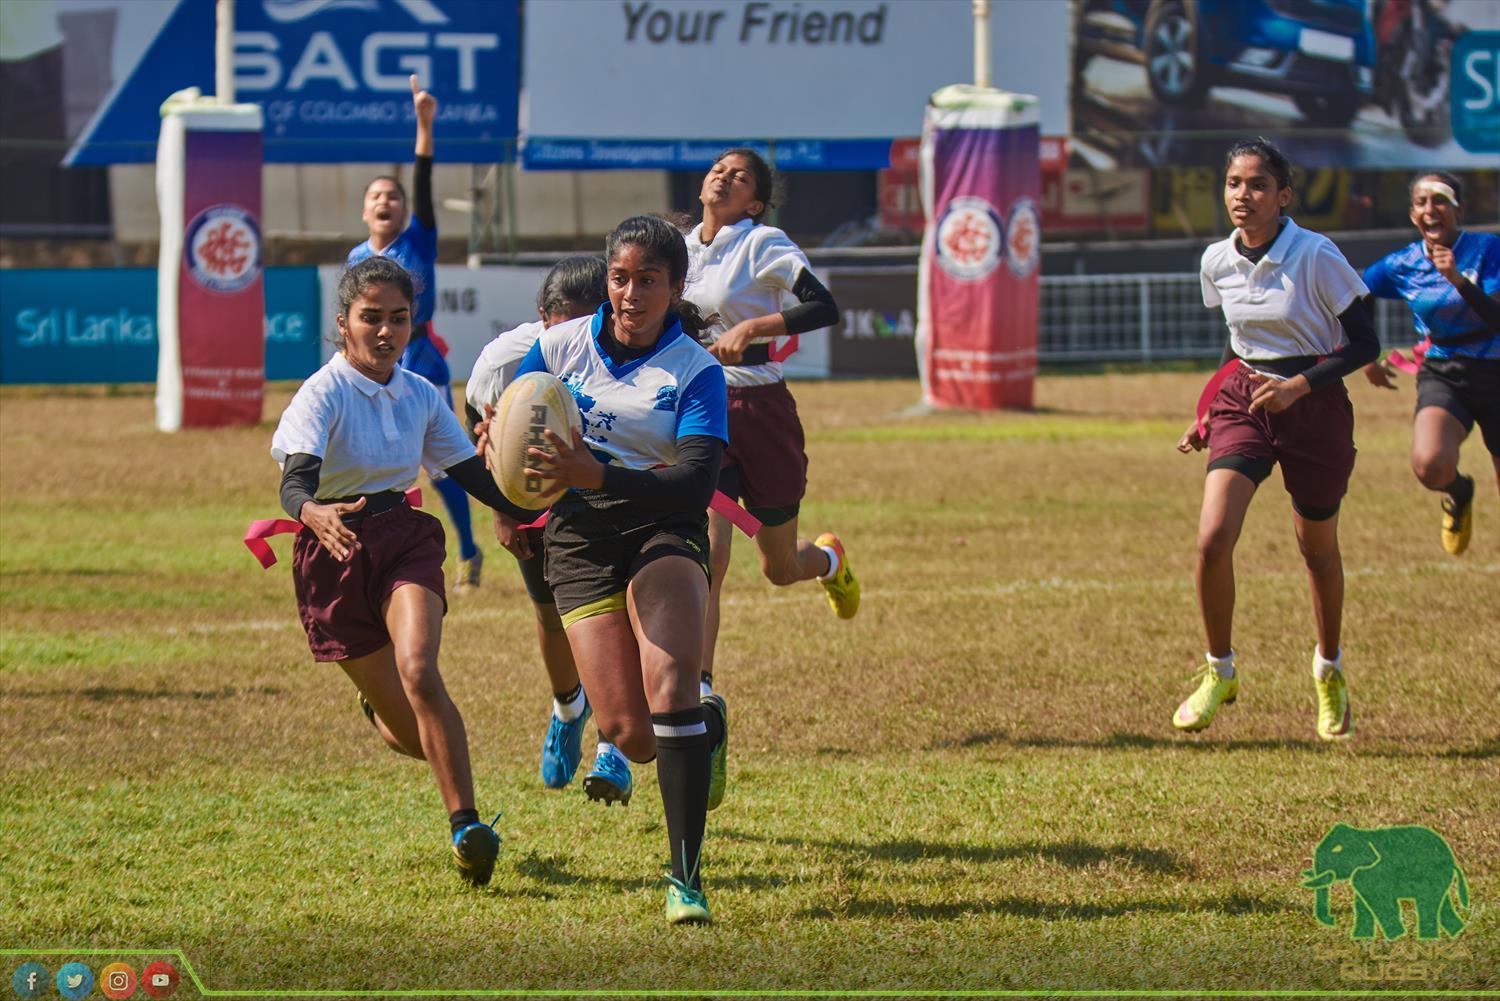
[515,304,728,472]
[1364,231,1500,360]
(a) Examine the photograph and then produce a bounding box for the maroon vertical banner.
[916,87,1040,410]
[178,128,264,426]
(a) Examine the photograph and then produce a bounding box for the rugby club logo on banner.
[935,196,1004,282]
[1005,197,1041,279]
[184,205,262,294]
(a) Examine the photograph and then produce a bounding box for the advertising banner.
[63,0,518,165]
[0,268,322,385]
[157,106,265,430]
[1070,0,1500,169]
[917,87,1040,411]
[825,269,919,378]
[522,0,1068,170]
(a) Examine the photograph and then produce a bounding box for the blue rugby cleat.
[540,700,592,789]
[583,743,632,806]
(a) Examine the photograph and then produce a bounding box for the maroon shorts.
[1206,365,1356,512]
[292,501,448,662]
[721,381,809,516]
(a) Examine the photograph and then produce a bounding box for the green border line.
[4,950,1497,998]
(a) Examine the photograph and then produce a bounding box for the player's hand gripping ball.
[488,372,583,508]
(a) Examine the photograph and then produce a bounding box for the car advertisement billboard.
[1069,0,1500,169]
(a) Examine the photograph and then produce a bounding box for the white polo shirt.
[271,351,474,498]
[465,319,545,414]
[684,218,817,388]
[1201,217,1368,364]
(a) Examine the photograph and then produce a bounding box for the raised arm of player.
[411,74,436,230]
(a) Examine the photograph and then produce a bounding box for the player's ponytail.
[671,299,719,343]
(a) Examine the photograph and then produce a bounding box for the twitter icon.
[57,962,94,1000]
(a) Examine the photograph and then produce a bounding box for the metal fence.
[1038,272,1419,363]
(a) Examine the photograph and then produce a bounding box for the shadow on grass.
[718,830,1189,876]
[931,729,1321,753]
[6,684,287,702]
[514,851,788,893]
[936,729,1500,760]
[797,889,1293,922]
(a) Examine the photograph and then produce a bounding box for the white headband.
[1415,179,1459,206]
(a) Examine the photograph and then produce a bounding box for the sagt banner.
[64,0,518,164]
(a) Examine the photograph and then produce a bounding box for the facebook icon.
[11,963,48,999]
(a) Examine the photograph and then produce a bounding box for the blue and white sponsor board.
[65,0,518,165]
[521,0,1069,171]
[1,268,322,384]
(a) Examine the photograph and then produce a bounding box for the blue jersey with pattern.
[516,304,727,472]
[1363,231,1500,360]
[347,215,438,327]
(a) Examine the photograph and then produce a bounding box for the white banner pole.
[216,0,235,105]
[972,0,991,89]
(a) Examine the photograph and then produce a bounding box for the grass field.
[2,371,1496,997]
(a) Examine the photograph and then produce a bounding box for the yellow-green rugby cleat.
[1172,662,1239,732]
[1313,654,1352,741]
[814,533,860,619]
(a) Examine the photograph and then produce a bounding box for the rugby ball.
[487,371,583,509]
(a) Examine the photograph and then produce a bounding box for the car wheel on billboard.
[1396,37,1454,147]
[1294,93,1361,128]
[1143,0,1209,107]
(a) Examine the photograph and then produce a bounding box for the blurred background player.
[1175,138,1377,742]
[681,148,854,704]
[347,75,484,593]
[1362,171,1500,556]
[271,257,535,886]
[482,216,729,924]
[465,256,608,791]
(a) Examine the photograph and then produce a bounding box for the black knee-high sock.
[653,706,711,889]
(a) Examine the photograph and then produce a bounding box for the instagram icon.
[100,962,137,1000]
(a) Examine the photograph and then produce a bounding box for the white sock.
[553,686,586,722]
[1207,650,1235,679]
[1313,647,1342,681]
[816,544,840,581]
[699,678,713,699]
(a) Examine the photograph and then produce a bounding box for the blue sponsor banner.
[0,268,321,385]
[66,0,518,165]
[522,137,897,171]
[1453,32,1500,154]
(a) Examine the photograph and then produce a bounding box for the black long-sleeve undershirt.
[781,268,839,335]
[598,436,724,513]
[279,452,536,522]
[412,154,434,231]
[1452,276,1500,332]
[1216,297,1381,389]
